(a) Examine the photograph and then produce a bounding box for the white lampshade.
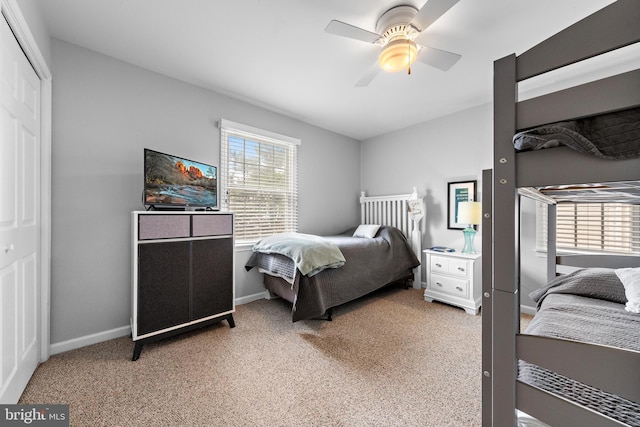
[457,201,482,225]
[378,38,418,72]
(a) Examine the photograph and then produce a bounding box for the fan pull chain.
[407,42,411,75]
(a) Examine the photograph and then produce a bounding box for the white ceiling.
[37,0,619,140]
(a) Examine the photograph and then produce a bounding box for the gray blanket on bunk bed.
[245,226,420,321]
[513,106,640,159]
[520,268,640,426]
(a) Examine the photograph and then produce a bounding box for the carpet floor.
[19,287,520,426]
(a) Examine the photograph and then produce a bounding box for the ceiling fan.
[325,0,462,87]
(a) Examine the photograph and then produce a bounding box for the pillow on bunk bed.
[353,224,381,238]
[614,267,640,314]
[530,268,627,308]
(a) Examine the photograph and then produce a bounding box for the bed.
[519,264,640,426]
[245,189,424,322]
[484,1,640,426]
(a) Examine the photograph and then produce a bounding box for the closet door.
[0,16,41,403]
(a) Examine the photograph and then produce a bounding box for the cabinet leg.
[132,342,143,361]
[227,314,236,328]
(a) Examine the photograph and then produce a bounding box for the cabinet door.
[191,238,233,319]
[137,241,191,335]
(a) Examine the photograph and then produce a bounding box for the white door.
[0,15,41,403]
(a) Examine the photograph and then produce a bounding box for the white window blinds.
[219,119,299,244]
[537,202,640,255]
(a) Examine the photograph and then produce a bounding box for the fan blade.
[355,63,381,87]
[417,46,461,71]
[410,0,460,32]
[325,20,380,43]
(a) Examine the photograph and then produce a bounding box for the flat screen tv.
[143,148,218,210]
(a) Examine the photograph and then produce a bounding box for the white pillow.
[353,224,381,238]
[615,267,640,314]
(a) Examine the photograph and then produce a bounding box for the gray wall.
[50,39,360,345]
[361,103,493,273]
[360,103,545,309]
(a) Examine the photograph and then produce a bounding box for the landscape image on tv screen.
[144,149,217,208]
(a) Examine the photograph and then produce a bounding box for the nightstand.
[423,249,481,315]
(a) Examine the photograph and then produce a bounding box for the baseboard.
[50,325,131,356]
[49,293,270,355]
[235,291,269,305]
[520,305,537,316]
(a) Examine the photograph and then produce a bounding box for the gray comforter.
[513,106,640,159]
[245,226,420,321]
[520,268,640,425]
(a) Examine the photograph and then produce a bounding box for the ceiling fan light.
[378,39,418,72]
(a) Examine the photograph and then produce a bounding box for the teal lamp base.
[461,226,477,254]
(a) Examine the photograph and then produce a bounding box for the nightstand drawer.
[430,256,469,278]
[448,258,469,278]
[430,273,469,298]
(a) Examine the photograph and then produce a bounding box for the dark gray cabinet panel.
[137,241,191,335]
[191,238,233,320]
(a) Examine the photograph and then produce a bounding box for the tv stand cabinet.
[131,211,235,360]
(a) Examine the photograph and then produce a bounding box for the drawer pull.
[435,263,442,268]
[456,286,463,292]
[457,267,465,272]
[436,282,443,287]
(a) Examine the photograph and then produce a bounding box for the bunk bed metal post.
[490,53,520,427]
[480,169,493,427]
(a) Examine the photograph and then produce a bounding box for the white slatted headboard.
[360,187,424,288]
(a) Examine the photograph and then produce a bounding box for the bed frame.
[360,187,424,288]
[483,1,640,426]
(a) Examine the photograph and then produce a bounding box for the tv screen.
[144,148,218,209]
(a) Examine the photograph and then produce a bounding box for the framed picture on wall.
[447,180,477,229]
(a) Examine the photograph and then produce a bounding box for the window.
[537,202,640,255]
[219,119,299,245]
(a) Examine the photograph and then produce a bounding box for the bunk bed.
[246,189,424,321]
[483,1,640,426]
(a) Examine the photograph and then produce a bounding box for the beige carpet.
[19,287,517,426]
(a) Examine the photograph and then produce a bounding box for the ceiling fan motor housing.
[375,5,419,42]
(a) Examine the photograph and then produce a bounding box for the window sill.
[234,242,256,252]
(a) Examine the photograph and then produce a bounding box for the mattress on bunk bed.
[245,225,420,321]
[519,268,640,426]
[513,106,640,159]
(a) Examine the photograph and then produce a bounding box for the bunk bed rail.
[516,0,640,81]
[518,334,640,403]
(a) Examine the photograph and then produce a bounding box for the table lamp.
[457,201,482,254]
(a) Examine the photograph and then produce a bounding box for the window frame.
[219,119,300,246]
